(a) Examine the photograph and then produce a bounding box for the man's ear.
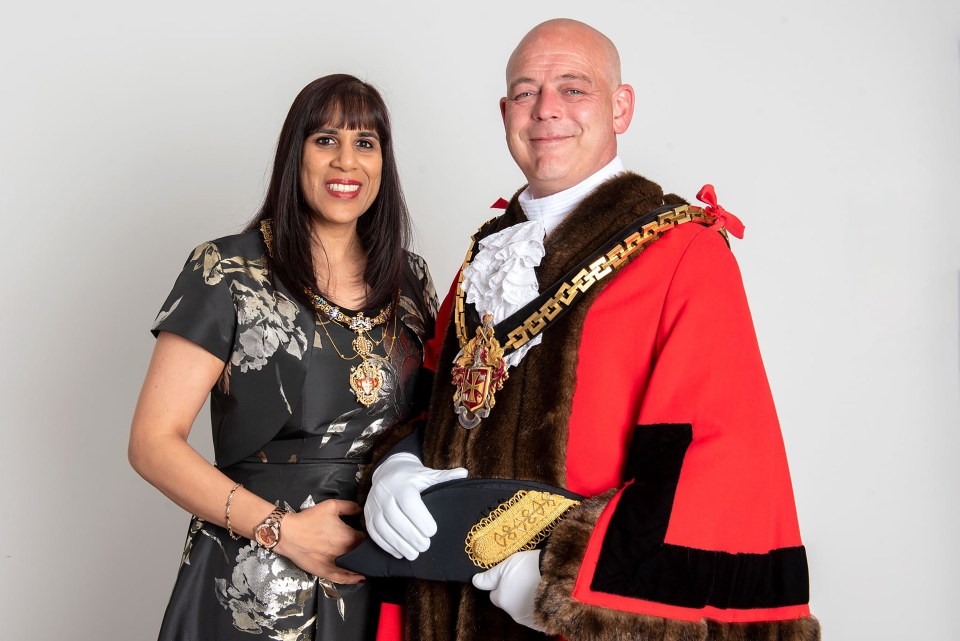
[612,84,635,134]
[500,97,508,122]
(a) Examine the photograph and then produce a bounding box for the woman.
[129,74,438,641]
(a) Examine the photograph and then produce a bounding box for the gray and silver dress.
[150,229,438,641]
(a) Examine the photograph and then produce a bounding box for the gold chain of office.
[454,204,716,352]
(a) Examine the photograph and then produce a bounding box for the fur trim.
[705,618,821,641]
[534,493,821,641]
[534,491,707,641]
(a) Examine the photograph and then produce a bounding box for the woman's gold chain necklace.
[308,292,395,407]
[260,219,396,407]
[317,314,397,361]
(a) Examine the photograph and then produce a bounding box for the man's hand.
[472,550,546,633]
[365,452,468,560]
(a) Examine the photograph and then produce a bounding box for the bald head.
[506,19,622,92]
[499,19,634,197]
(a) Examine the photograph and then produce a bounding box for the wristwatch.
[253,506,287,550]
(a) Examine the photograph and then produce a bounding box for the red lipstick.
[325,178,362,199]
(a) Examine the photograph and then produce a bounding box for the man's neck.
[519,157,625,237]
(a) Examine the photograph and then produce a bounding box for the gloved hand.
[472,549,546,633]
[365,452,468,560]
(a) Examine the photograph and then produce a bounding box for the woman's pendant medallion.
[350,357,385,407]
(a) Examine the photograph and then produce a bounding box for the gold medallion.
[452,314,508,429]
[352,335,374,356]
[350,358,386,407]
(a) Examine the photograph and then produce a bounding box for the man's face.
[500,28,632,198]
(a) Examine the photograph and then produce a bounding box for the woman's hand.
[274,499,366,584]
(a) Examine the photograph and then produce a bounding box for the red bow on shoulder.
[696,184,745,239]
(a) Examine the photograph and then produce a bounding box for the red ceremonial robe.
[375,173,818,641]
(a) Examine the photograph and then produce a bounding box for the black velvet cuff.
[593,423,810,610]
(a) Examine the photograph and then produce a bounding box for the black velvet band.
[591,423,810,609]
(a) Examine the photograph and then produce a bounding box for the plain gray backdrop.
[1,1,958,639]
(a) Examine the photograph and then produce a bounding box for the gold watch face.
[254,523,279,549]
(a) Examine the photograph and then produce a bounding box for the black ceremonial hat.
[338,478,583,583]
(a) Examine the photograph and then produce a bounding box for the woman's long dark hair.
[246,74,410,310]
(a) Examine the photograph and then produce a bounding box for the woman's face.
[300,125,383,229]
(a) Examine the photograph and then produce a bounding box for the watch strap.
[254,506,288,550]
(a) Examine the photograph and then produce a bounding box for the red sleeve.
[535,230,816,638]
[635,228,801,552]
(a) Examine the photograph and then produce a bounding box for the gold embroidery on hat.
[465,490,580,569]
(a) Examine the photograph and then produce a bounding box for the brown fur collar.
[404,173,678,641]
[536,493,822,641]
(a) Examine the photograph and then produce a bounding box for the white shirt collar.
[518,157,625,237]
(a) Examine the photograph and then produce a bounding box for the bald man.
[365,19,819,641]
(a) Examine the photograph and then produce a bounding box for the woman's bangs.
[309,87,387,139]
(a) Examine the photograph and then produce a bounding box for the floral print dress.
[150,230,438,641]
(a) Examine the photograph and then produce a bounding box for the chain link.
[456,205,715,352]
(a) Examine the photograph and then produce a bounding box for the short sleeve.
[151,241,237,362]
[408,252,439,321]
[398,252,440,346]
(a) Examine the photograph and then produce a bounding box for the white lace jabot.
[461,220,545,367]
[460,157,625,368]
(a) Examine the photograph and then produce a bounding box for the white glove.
[365,452,468,560]
[472,550,546,633]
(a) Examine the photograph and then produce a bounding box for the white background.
[1,1,958,639]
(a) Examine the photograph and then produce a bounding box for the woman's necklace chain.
[317,312,398,363]
[307,293,395,407]
[307,291,392,358]
[260,219,396,408]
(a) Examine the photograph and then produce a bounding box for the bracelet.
[225,482,243,540]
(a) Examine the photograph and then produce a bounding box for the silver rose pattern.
[184,243,309,374]
[214,542,317,641]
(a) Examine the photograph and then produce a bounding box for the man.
[365,18,819,641]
